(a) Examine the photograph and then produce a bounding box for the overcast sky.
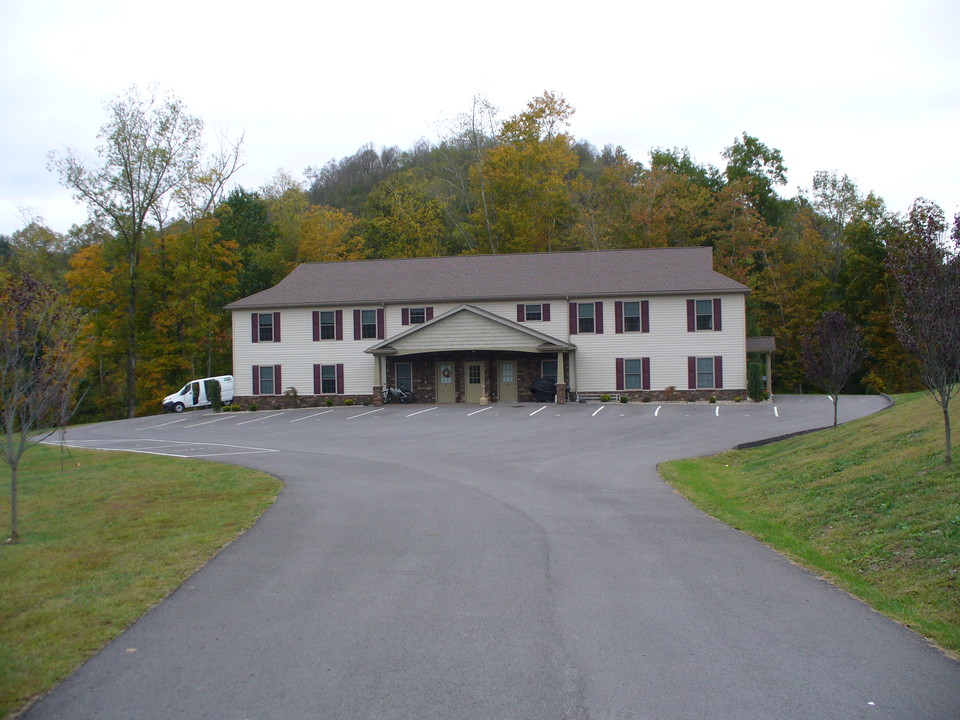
[1,0,957,237]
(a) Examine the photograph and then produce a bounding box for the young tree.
[887,199,960,463]
[0,274,85,542]
[48,86,205,418]
[802,311,864,426]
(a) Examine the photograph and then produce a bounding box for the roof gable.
[365,305,573,356]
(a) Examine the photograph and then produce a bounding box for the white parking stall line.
[406,407,438,418]
[530,406,547,416]
[592,406,605,417]
[234,412,285,425]
[184,416,232,429]
[137,417,188,430]
[654,405,662,417]
[346,408,384,420]
[715,405,720,417]
[467,407,492,416]
[774,406,779,417]
[289,409,335,422]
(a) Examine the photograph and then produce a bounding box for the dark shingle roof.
[225,247,748,310]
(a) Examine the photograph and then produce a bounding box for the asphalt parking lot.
[26,395,960,720]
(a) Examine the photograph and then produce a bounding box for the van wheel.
[173,402,185,413]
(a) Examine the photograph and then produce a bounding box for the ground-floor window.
[313,363,344,394]
[253,364,280,395]
[689,356,723,389]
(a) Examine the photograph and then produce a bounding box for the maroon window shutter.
[595,301,604,334]
[273,312,281,342]
[251,314,259,343]
[542,303,550,321]
[353,309,361,340]
[615,301,623,334]
[517,304,525,322]
[313,365,321,394]
[312,311,320,341]
[641,300,650,333]
[713,298,722,331]
[377,308,385,339]
[615,358,625,391]
[252,365,260,395]
[402,308,410,326]
[336,363,345,395]
[686,299,696,332]
[688,357,697,389]
[642,357,651,390]
[569,303,578,335]
[714,356,723,388]
[274,366,282,394]
[335,310,343,340]
[426,307,434,321]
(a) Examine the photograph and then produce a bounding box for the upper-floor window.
[319,311,336,339]
[687,298,722,332]
[360,309,377,339]
[517,303,551,322]
[578,303,595,334]
[623,302,642,332]
[402,307,434,325]
[252,312,280,343]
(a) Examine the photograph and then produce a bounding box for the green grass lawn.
[660,391,960,657]
[0,443,282,719]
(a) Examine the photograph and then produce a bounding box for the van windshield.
[179,386,190,396]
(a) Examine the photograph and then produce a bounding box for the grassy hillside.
[0,444,282,719]
[660,392,959,656]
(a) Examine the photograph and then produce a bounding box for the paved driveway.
[24,396,960,719]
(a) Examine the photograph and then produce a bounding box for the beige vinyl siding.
[570,294,746,392]
[234,308,374,396]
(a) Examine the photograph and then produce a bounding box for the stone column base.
[372,386,383,406]
[555,382,567,404]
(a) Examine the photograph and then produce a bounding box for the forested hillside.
[3,89,956,421]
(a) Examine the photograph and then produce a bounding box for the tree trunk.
[9,463,18,543]
[944,402,953,465]
[832,395,839,426]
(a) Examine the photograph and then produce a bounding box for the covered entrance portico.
[366,305,574,404]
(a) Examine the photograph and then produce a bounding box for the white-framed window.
[624,359,644,389]
[319,365,337,394]
[408,308,426,325]
[695,299,714,331]
[319,311,336,340]
[623,301,642,332]
[696,357,715,388]
[524,304,542,321]
[360,309,377,339]
[257,365,276,395]
[577,303,595,333]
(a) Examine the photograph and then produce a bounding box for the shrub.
[664,385,678,401]
[248,404,258,412]
[344,398,355,406]
[600,394,611,403]
[641,396,651,403]
[748,362,765,402]
[709,396,717,403]
[620,395,628,403]
[325,399,334,407]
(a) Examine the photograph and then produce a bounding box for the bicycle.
[382,385,413,404]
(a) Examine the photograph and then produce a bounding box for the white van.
[161,375,235,413]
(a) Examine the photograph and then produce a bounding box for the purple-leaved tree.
[802,311,864,427]
[886,199,960,464]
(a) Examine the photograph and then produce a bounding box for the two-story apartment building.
[225,247,751,406]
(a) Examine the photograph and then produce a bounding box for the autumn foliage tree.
[802,311,864,426]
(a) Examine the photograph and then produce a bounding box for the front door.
[465,361,485,403]
[500,361,517,403]
[436,361,456,403]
